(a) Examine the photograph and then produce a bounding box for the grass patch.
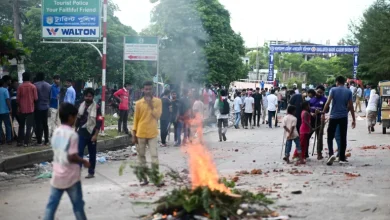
[98,129,128,141]
[104,114,133,127]
[16,146,50,154]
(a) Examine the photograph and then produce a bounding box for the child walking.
[298,101,312,164]
[282,105,303,164]
[44,103,90,220]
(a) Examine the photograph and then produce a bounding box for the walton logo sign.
[46,28,59,36]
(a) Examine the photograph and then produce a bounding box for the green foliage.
[350,0,390,83]
[18,1,152,86]
[219,177,235,188]
[286,77,303,89]
[144,0,246,86]
[119,162,164,186]
[0,26,30,65]
[151,186,273,219]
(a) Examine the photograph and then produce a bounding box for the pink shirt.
[300,111,311,134]
[51,125,81,189]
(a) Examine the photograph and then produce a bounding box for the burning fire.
[185,113,231,194]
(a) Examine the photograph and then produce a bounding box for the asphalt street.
[1,112,390,220]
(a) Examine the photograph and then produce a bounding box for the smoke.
[152,0,209,92]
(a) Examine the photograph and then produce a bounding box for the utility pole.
[13,0,24,83]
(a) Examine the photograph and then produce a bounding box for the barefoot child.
[298,101,312,164]
[44,103,90,220]
[282,105,302,164]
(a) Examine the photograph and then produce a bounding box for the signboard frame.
[41,0,102,40]
[122,36,160,93]
[267,44,359,81]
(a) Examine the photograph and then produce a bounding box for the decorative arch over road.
[268,45,359,81]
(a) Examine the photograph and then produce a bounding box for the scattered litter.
[36,172,52,179]
[250,169,262,175]
[235,149,239,152]
[112,113,119,118]
[345,172,360,178]
[363,164,372,167]
[232,176,239,182]
[291,190,302,194]
[372,207,377,212]
[98,156,106,163]
[345,152,351,157]
[361,208,370,212]
[263,216,290,220]
[361,145,377,150]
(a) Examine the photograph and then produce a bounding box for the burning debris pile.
[125,114,279,220]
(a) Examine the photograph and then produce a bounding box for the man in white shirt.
[214,90,230,142]
[233,92,243,129]
[354,84,363,113]
[244,93,254,129]
[267,89,278,128]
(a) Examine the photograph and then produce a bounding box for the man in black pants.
[160,90,171,147]
[324,76,356,165]
[252,87,262,127]
[34,72,51,145]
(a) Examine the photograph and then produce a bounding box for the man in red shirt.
[17,72,38,147]
[114,83,130,134]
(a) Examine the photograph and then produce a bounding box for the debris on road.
[345,172,361,178]
[291,190,302,194]
[251,169,262,174]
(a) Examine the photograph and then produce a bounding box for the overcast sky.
[113,0,374,47]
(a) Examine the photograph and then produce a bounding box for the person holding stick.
[308,85,327,160]
[282,105,303,164]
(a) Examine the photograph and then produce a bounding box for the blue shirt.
[260,81,265,89]
[329,86,352,119]
[0,87,10,114]
[364,88,370,98]
[64,86,76,104]
[34,81,52,110]
[50,84,61,109]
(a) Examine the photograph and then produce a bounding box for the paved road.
[1,113,390,220]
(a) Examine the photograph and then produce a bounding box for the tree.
[0,26,29,65]
[20,1,151,86]
[145,0,246,87]
[351,0,390,83]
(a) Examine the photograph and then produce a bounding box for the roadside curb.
[0,135,131,172]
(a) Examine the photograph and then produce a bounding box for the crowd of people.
[231,76,381,166]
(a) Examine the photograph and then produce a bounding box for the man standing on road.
[170,91,180,145]
[253,88,262,127]
[364,85,371,107]
[267,89,278,128]
[260,80,265,90]
[34,72,51,146]
[261,89,268,124]
[76,88,103,179]
[114,83,130,134]
[132,81,162,185]
[159,89,171,147]
[355,84,363,113]
[240,89,247,128]
[17,72,38,147]
[214,89,230,141]
[49,75,61,137]
[324,76,356,165]
[64,79,76,104]
[0,79,12,145]
[289,90,304,134]
[233,92,243,129]
[309,85,327,160]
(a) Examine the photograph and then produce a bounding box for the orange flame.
[185,113,231,194]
